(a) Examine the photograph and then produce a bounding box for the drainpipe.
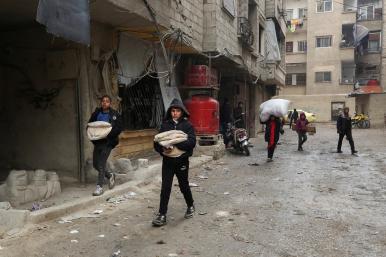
[75,78,85,183]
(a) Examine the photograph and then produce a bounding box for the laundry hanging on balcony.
[266,19,281,63]
[286,19,303,32]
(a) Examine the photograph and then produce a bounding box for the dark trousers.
[337,132,355,153]
[159,157,194,215]
[268,144,276,159]
[298,132,307,148]
[93,143,112,186]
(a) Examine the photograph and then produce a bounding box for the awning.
[265,19,281,63]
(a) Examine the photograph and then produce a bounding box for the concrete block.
[0,209,29,237]
[137,159,149,168]
[113,158,135,174]
[0,202,11,210]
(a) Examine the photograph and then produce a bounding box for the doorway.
[331,102,345,121]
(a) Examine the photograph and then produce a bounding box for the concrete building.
[280,0,386,125]
[0,0,286,187]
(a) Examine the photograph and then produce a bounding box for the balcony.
[286,18,307,33]
[237,17,254,48]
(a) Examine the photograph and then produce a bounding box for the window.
[317,0,332,13]
[299,8,307,18]
[286,41,294,53]
[315,72,332,82]
[358,5,374,20]
[259,25,265,55]
[286,9,294,20]
[368,31,381,51]
[285,73,306,85]
[316,36,332,47]
[298,40,307,52]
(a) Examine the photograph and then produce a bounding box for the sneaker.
[267,158,273,162]
[152,213,167,227]
[108,173,116,189]
[337,150,343,153]
[92,185,104,196]
[184,205,195,219]
[352,150,358,154]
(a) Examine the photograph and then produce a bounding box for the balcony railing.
[237,17,254,47]
[340,41,355,48]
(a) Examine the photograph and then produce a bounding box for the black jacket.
[263,118,284,143]
[154,98,196,158]
[337,115,352,134]
[88,107,123,148]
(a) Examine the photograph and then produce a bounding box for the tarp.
[265,19,281,63]
[353,24,369,47]
[36,0,90,45]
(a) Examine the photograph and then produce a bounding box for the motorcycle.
[351,113,370,129]
[225,119,250,156]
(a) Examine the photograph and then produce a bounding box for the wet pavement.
[1,124,386,257]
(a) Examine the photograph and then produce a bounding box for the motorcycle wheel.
[358,120,365,129]
[364,120,370,128]
[243,145,250,156]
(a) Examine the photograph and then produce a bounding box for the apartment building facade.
[280,0,385,124]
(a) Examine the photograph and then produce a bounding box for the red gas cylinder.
[184,95,219,135]
[367,79,379,86]
[184,65,218,87]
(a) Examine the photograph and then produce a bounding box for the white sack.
[259,99,290,122]
[87,121,112,141]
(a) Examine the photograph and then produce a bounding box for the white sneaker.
[92,185,104,196]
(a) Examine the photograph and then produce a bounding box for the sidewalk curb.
[27,155,213,224]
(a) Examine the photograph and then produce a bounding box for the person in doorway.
[220,98,233,147]
[337,107,358,155]
[289,108,298,128]
[263,115,284,162]
[153,98,196,227]
[233,101,245,128]
[296,112,309,151]
[88,95,122,196]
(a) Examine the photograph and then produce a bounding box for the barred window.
[286,41,294,52]
[298,40,307,52]
[316,36,332,47]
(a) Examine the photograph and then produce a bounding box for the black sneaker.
[337,150,343,153]
[184,205,195,219]
[352,150,358,154]
[152,213,167,227]
[108,173,116,189]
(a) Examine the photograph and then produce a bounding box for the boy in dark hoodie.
[153,98,196,227]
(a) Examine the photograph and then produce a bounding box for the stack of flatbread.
[154,130,187,158]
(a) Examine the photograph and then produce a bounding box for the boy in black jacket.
[153,98,196,227]
[88,95,122,196]
[337,107,357,155]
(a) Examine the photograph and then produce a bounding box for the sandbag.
[87,121,112,140]
[259,99,290,122]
